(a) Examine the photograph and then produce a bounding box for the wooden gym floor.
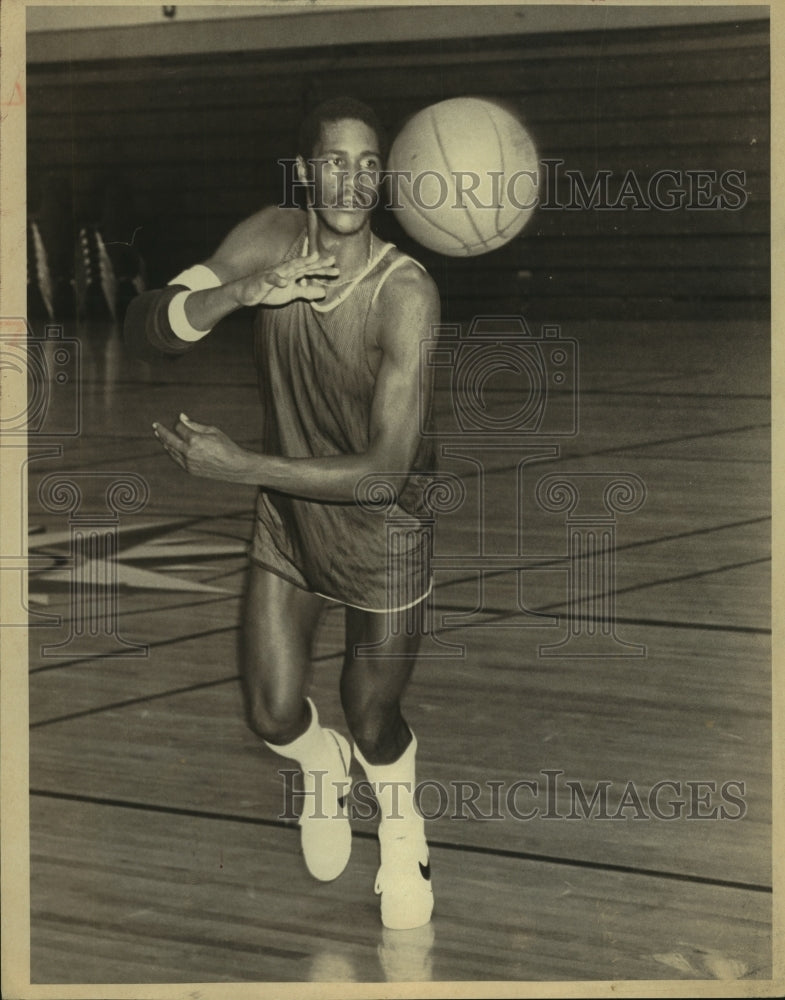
[25,310,771,988]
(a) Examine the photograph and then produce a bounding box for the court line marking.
[29,508,255,536]
[29,593,243,636]
[607,615,769,635]
[30,674,242,728]
[198,565,248,584]
[28,575,768,685]
[448,514,770,570]
[26,504,768,612]
[480,552,771,632]
[28,624,239,675]
[31,908,310,962]
[98,379,771,401]
[188,527,251,541]
[27,516,770,676]
[419,441,769,480]
[539,555,771,609]
[586,361,764,392]
[29,609,768,731]
[102,379,259,388]
[30,505,769,573]
[428,517,771,627]
[29,788,773,895]
[489,609,770,636]
[586,369,720,392]
[561,421,770,460]
[620,455,767,465]
[578,389,770,401]
[26,610,334,678]
[27,420,768,484]
[94,375,760,401]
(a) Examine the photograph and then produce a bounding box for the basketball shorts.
[249,489,433,613]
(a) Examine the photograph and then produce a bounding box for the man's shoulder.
[372,250,440,353]
[208,206,305,277]
[229,206,305,258]
[376,249,439,309]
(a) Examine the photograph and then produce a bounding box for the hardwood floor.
[20,315,773,989]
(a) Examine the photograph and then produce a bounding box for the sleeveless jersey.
[249,229,436,612]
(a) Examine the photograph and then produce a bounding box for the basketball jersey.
[249,229,436,612]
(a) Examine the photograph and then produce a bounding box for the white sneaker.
[375,819,434,929]
[300,729,352,882]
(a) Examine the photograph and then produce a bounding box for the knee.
[341,684,401,760]
[245,685,306,744]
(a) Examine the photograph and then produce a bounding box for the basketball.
[386,97,539,257]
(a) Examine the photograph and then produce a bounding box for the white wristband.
[167,263,222,342]
[168,290,212,342]
[167,263,222,291]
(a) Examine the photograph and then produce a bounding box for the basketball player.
[124,98,438,930]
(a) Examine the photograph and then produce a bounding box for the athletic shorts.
[248,488,433,613]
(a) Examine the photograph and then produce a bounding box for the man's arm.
[153,264,440,502]
[123,207,335,360]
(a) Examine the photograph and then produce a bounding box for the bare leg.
[241,562,326,744]
[242,563,352,881]
[341,603,434,928]
[339,605,421,764]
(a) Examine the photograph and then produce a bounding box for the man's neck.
[313,221,375,280]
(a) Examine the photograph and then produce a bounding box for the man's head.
[297,97,388,163]
[296,98,387,235]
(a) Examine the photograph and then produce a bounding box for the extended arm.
[123,207,336,360]
[153,265,440,502]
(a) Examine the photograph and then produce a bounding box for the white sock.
[264,699,352,882]
[263,697,332,770]
[354,734,422,829]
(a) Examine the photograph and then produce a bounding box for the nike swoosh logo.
[419,860,431,881]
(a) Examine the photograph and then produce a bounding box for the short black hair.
[298,97,388,161]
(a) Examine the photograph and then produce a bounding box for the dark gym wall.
[26,17,769,322]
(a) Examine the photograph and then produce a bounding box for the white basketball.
[387,97,539,256]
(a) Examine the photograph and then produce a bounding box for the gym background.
[25,3,769,327]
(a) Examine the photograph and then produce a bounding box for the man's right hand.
[232,252,339,307]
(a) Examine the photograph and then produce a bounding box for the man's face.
[301,118,383,234]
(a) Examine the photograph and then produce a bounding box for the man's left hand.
[153,413,253,482]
